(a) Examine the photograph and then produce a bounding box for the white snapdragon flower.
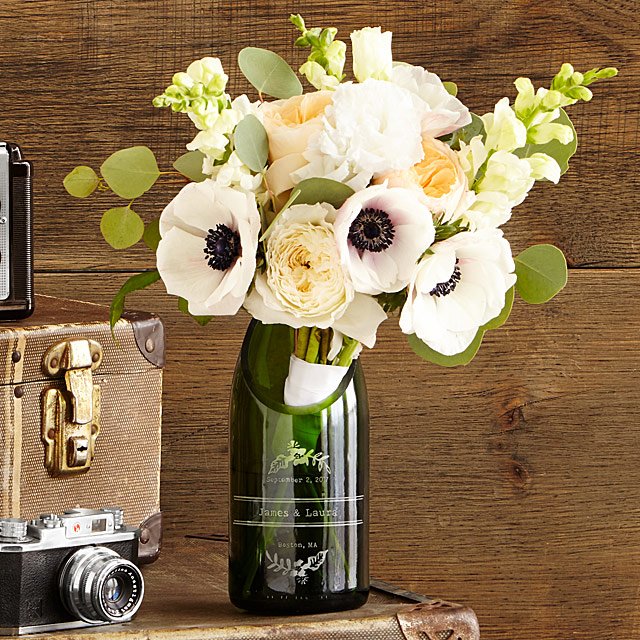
[244,203,387,348]
[294,79,425,191]
[204,150,264,193]
[350,27,393,82]
[157,181,260,316]
[481,97,527,152]
[334,184,435,295]
[457,135,488,185]
[400,229,516,356]
[388,64,471,137]
[187,95,260,163]
[465,150,560,229]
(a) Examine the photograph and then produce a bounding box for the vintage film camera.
[0,508,144,635]
[0,142,33,320]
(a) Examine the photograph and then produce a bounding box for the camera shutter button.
[0,518,28,539]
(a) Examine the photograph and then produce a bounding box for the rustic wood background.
[2,0,637,637]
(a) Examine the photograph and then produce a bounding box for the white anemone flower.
[293,79,425,190]
[400,229,516,356]
[334,184,435,295]
[157,180,260,316]
[388,64,471,138]
[244,203,387,348]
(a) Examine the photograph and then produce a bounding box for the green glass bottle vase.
[229,320,369,614]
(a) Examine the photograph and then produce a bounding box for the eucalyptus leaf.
[515,244,568,304]
[100,146,160,199]
[178,297,213,326]
[483,286,515,331]
[238,47,303,99]
[143,218,161,251]
[442,81,458,97]
[260,178,354,241]
[100,206,145,249]
[63,166,99,198]
[444,113,485,150]
[173,150,207,182]
[408,329,485,367]
[514,108,577,175]
[234,115,269,172]
[110,270,161,328]
[293,177,354,207]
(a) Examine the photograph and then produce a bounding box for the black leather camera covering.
[0,540,137,628]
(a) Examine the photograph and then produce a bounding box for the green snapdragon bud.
[154,56,228,116]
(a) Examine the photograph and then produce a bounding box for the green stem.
[319,329,330,365]
[335,338,360,367]
[296,327,311,359]
[305,327,321,363]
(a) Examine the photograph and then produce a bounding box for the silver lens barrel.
[58,546,144,623]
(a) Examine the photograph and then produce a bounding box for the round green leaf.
[260,178,355,241]
[442,81,458,97]
[482,286,515,331]
[514,108,577,176]
[173,150,207,182]
[63,165,99,198]
[515,244,568,304]
[234,115,269,172]
[143,218,161,251]
[238,47,303,99]
[100,207,145,249]
[293,177,355,208]
[100,146,160,199]
[408,330,485,367]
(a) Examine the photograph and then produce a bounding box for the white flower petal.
[333,294,387,348]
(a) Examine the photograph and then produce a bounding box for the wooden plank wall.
[2,1,638,637]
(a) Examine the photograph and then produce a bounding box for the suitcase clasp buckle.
[41,339,103,476]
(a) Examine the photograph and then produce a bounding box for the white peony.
[350,27,393,82]
[244,203,387,347]
[388,64,471,137]
[157,180,260,316]
[400,229,516,356]
[481,97,527,152]
[334,184,435,295]
[293,79,425,190]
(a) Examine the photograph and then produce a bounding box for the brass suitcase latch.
[41,339,103,476]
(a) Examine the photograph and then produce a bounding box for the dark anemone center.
[348,207,395,253]
[204,223,241,271]
[430,260,462,297]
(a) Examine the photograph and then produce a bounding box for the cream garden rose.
[244,203,387,347]
[261,92,333,195]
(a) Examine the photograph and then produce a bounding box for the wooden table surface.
[2,1,638,638]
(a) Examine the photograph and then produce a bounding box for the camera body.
[0,142,33,320]
[0,508,144,635]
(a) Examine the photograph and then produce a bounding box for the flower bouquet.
[64,14,616,614]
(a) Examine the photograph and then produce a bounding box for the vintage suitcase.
[0,294,164,562]
[23,537,481,639]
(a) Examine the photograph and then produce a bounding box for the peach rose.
[261,91,333,195]
[376,136,473,223]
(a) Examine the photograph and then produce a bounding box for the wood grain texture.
[0,0,636,638]
[36,269,640,640]
[0,0,635,270]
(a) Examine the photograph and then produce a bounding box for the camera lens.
[59,546,144,623]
